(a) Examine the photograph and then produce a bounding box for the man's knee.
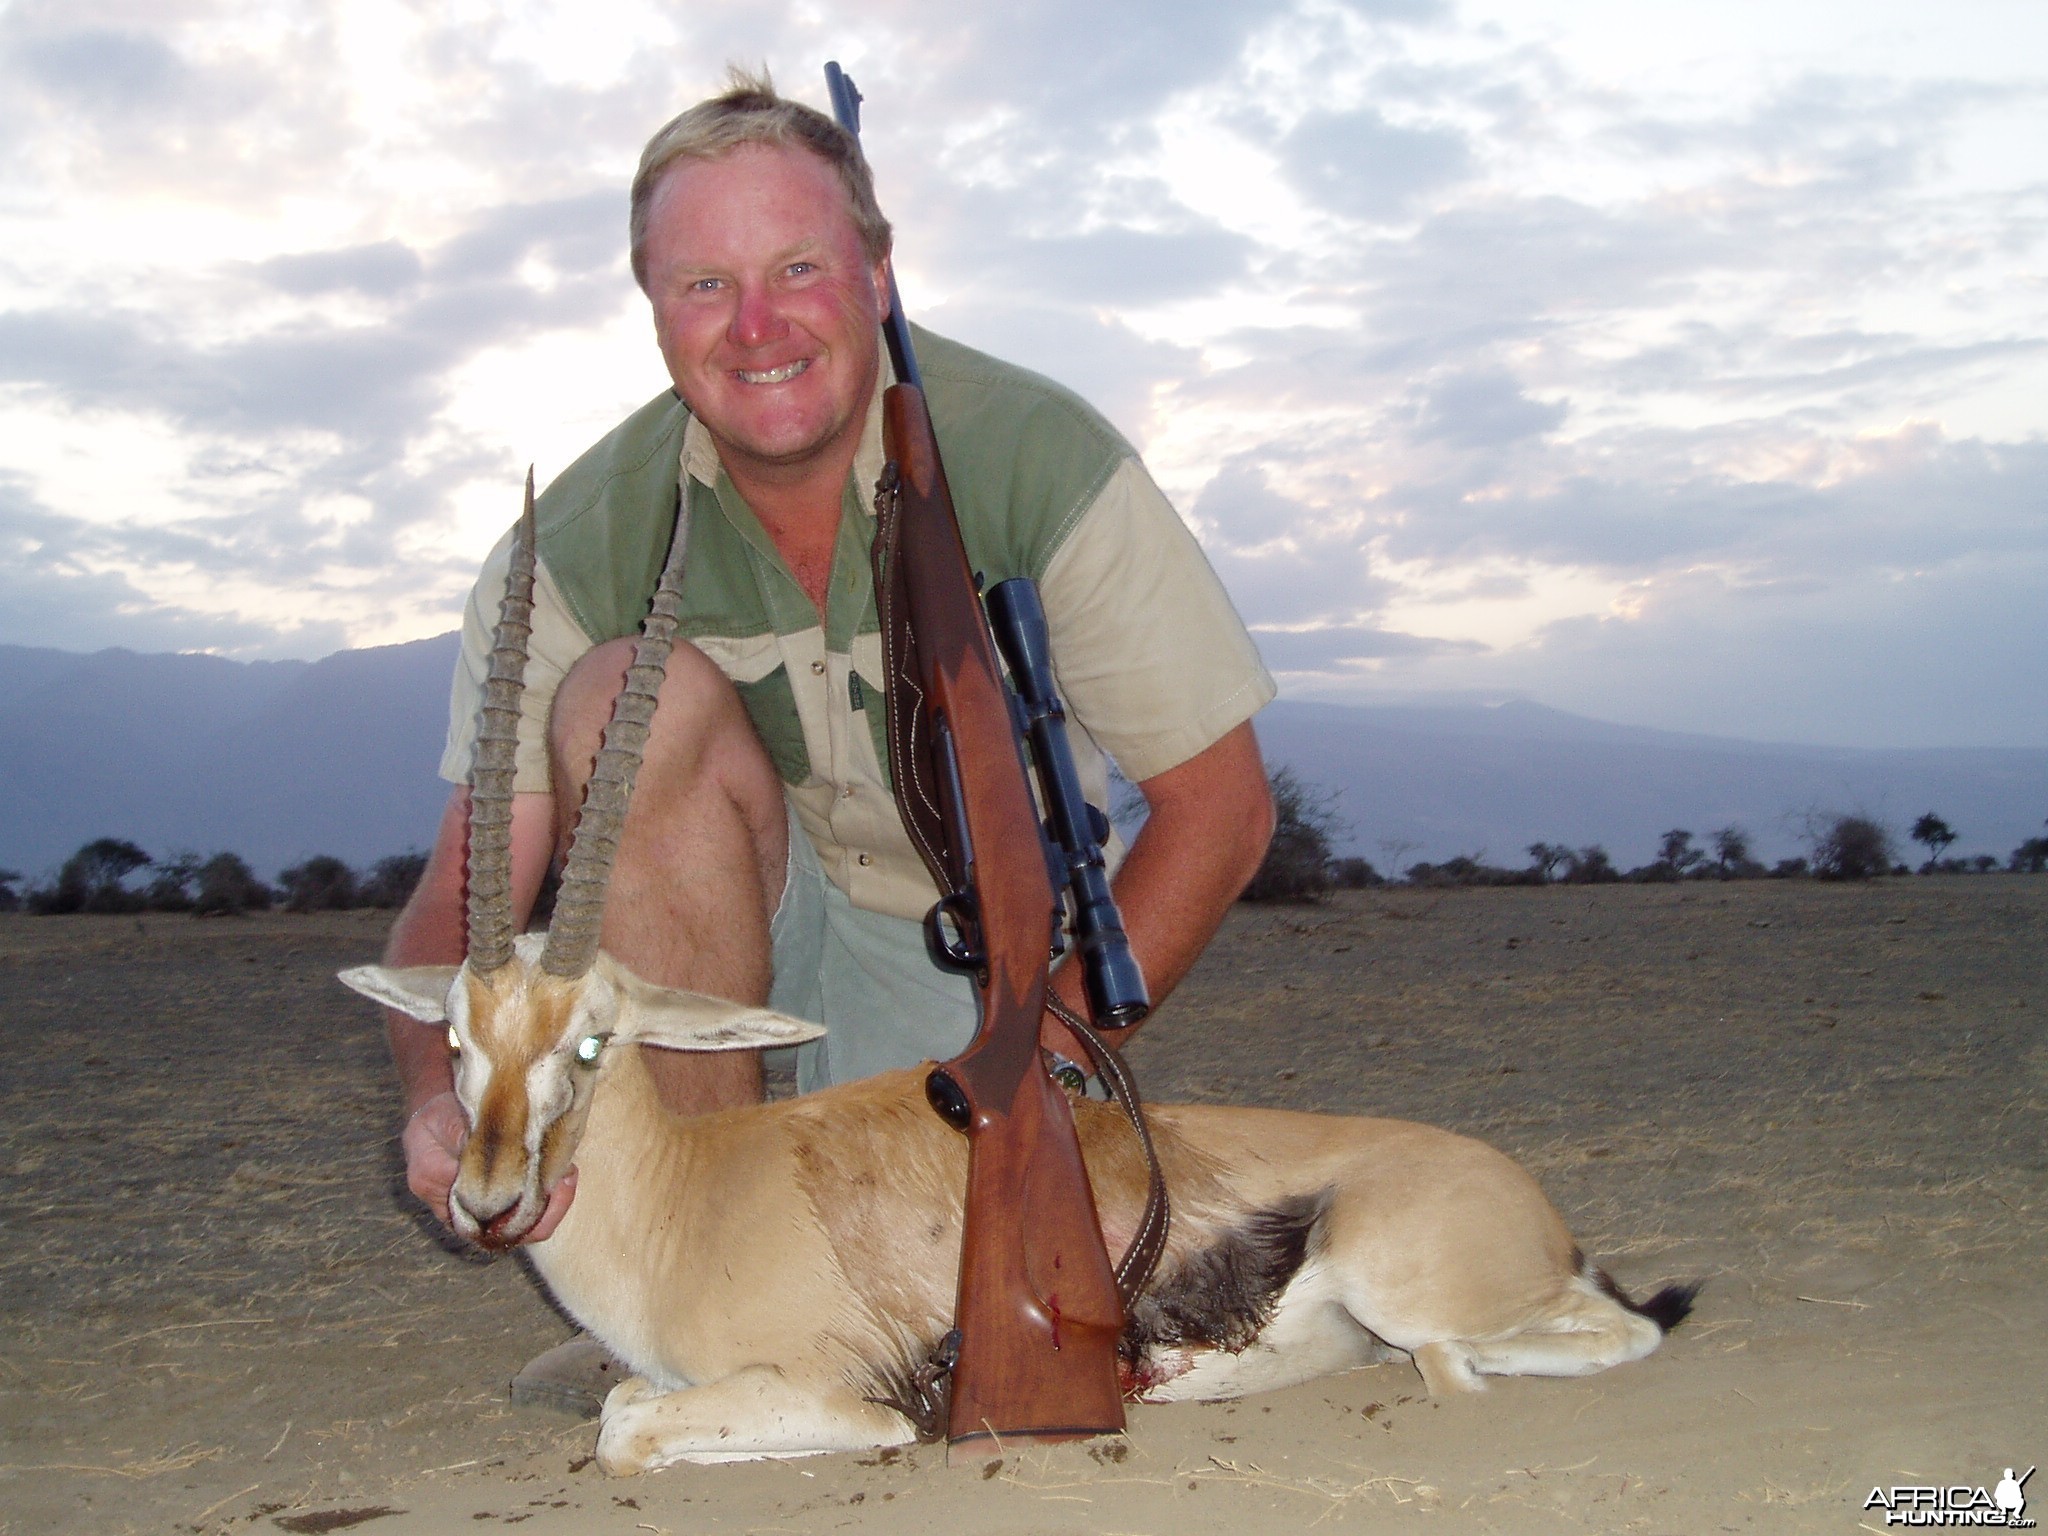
[547,638,782,827]
[553,638,746,773]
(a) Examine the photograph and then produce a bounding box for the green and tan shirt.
[441,327,1274,923]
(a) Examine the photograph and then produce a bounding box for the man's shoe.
[508,1334,620,1417]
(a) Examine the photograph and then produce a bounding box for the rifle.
[824,62,1163,1455]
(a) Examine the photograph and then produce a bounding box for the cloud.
[14,26,186,110]
[1250,621,1480,671]
[1278,106,1472,221]
[1,189,628,447]
[256,242,426,299]
[1187,458,1400,625]
[0,475,349,654]
[1413,370,1566,447]
[985,224,1257,308]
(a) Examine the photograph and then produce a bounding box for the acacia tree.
[1909,812,1958,871]
[147,851,203,911]
[2013,821,2048,874]
[1710,825,1753,878]
[1657,828,1705,876]
[35,838,152,913]
[1526,842,1569,883]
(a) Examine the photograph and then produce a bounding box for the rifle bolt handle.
[925,1067,973,1132]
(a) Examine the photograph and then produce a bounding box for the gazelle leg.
[1465,1309,1663,1379]
[595,1367,916,1474]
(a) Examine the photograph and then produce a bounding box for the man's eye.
[690,276,723,293]
[786,261,815,276]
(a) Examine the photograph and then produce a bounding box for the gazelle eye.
[574,1034,605,1065]
[446,1026,461,1054]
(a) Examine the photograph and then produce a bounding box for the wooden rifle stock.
[874,384,1126,1451]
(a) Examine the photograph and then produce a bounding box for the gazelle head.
[341,473,822,1248]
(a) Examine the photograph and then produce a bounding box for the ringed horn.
[465,468,692,974]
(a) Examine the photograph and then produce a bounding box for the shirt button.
[811,659,826,674]
[857,852,872,867]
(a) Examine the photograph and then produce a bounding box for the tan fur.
[343,949,1682,1473]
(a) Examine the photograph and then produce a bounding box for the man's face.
[640,142,889,489]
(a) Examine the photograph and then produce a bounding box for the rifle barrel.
[824,60,922,392]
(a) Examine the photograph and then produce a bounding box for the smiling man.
[377,71,1276,1395]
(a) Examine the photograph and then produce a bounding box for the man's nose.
[727,283,789,349]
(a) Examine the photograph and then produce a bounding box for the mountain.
[0,638,2041,881]
[0,636,457,878]
[1257,697,2046,870]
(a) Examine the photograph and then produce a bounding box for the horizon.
[11,626,2048,759]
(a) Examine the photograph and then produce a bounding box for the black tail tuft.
[1592,1267,1703,1334]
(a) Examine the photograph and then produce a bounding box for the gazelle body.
[347,484,1692,1475]
[348,937,1694,1474]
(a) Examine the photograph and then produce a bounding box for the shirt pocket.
[735,665,812,786]
[694,632,814,788]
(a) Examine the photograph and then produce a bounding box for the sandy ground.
[1,877,2042,1535]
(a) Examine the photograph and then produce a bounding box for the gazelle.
[343,494,1695,1475]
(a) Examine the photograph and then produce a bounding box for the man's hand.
[1037,719,1273,1059]
[401,1088,579,1243]
[401,1090,466,1227]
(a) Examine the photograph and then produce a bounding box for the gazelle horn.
[465,468,538,976]
[539,502,693,980]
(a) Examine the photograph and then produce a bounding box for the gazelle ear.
[339,965,461,1023]
[608,968,826,1052]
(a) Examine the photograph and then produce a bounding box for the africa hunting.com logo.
[1864,1467,2034,1527]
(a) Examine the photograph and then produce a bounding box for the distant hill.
[0,635,457,878]
[1,637,2041,881]
[1258,698,2047,870]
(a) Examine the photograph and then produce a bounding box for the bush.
[2011,836,2048,874]
[0,869,20,913]
[1328,857,1380,889]
[360,852,430,909]
[1560,845,1619,884]
[194,854,271,916]
[1810,815,1895,881]
[1771,857,1810,879]
[1241,766,1342,902]
[146,851,203,912]
[277,855,358,912]
[1406,855,1530,888]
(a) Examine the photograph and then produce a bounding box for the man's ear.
[609,968,826,1052]
[339,965,460,1023]
[872,254,893,321]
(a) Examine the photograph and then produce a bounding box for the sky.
[1,0,2043,750]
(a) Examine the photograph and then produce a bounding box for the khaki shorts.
[767,800,978,1093]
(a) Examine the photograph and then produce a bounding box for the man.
[382,71,1274,1335]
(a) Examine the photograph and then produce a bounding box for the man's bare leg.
[547,635,789,1116]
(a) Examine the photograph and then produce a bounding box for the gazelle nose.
[453,1186,518,1230]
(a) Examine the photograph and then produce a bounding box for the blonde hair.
[629,65,892,290]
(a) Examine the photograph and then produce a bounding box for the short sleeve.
[1039,457,1275,783]
[438,528,598,794]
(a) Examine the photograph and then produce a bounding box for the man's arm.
[1044,719,1272,1052]
[385,784,558,1232]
